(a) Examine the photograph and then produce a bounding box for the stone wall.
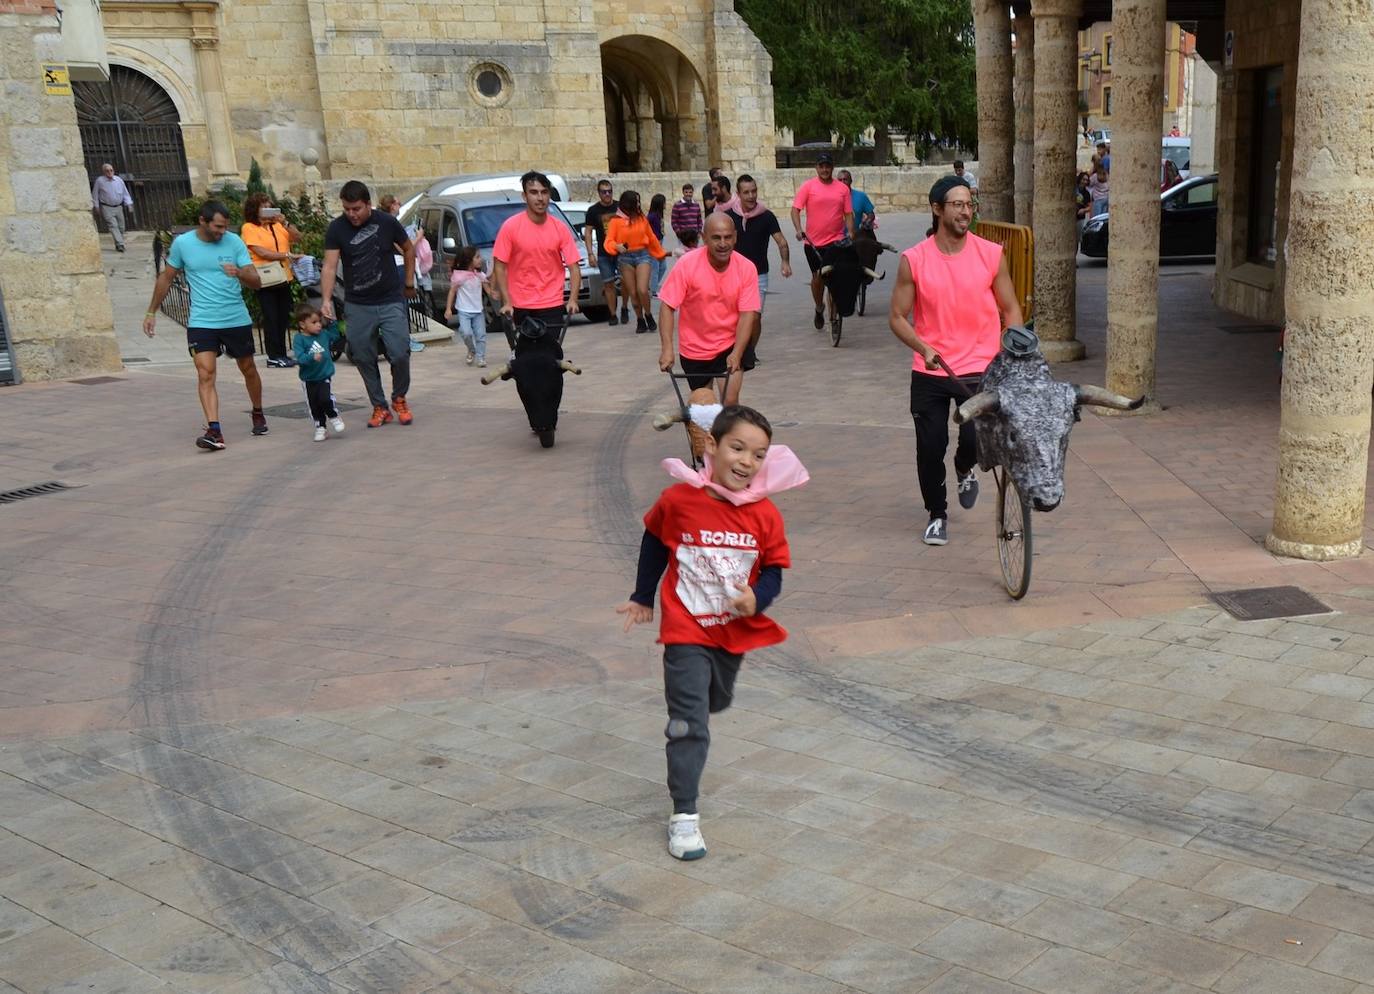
[0,6,122,381]
[1214,0,1299,324]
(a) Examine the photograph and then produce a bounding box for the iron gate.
[74,67,193,232]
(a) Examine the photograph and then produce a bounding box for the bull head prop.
[952,328,1141,512]
[480,315,583,449]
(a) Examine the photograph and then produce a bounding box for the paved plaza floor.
[4,214,1374,992]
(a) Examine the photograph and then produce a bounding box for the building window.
[1103,86,1113,117]
[1248,66,1284,265]
[469,62,512,107]
[1105,36,1113,66]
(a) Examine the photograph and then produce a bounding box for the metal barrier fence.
[973,220,1034,322]
[158,273,191,327]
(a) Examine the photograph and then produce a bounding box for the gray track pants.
[346,300,411,409]
[663,643,743,814]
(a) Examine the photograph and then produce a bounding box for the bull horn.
[819,264,834,276]
[1074,385,1144,410]
[954,390,1001,424]
[652,411,684,431]
[863,267,885,281]
[557,359,582,375]
[480,364,511,385]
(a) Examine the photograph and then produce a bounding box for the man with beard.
[888,175,1023,547]
[142,200,266,450]
[723,175,790,363]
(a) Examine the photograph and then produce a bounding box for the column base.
[1097,398,1162,417]
[1264,532,1365,562]
[1041,339,1086,363]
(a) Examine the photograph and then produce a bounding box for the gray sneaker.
[923,517,948,546]
[957,470,979,509]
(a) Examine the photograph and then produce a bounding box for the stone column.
[1103,0,1165,409]
[1013,9,1035,227]
[186,5,238,182]
[1267,0,1374,561]
[973,0,1014,222]
[1030,0,1084,361]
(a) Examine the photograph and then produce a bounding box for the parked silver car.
[406,191,604,320]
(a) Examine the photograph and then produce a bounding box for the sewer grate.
[0,481,82,505]
[72,376,123,385]
[1210,585,1331,621]
[256,401,367,420]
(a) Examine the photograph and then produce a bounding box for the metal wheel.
[995,466,1032,599]
[858,281,867,316]
[830,313,843,347]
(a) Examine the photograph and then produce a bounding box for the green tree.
[735,0,977,162]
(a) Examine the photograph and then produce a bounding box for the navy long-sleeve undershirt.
[630,529,782,613]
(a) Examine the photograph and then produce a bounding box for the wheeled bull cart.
[654,368,738,469]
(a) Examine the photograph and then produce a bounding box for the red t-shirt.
[657,248,762,360]
[644,484,791,653]
[791,177,852,247]
[903,233,1003,376]
[492,211,581,309]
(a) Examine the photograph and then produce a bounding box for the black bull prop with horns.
[481,314,582,448]
[951,338,1143,512]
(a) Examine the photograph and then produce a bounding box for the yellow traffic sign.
[42,63,71,96]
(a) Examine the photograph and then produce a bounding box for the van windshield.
[461,203,577,247]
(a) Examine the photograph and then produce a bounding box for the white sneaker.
[465,349,475,365]
[313,426,327,443]
[667,813,706,860]
[329,416,345,435]
[923,517,948,546]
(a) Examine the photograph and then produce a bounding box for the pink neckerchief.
[715,198,770,229]
[662,444,809,506]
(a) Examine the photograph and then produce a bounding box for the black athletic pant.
[257,282,293,360]
[663,643,743,815]
[911,369,981,520]
[303,378,337,427]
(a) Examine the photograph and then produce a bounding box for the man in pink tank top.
[888,175,1023,547]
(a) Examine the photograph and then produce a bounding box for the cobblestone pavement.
[4,213,1374,992]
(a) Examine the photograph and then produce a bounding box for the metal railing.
[158,273,191,327]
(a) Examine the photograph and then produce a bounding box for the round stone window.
[470,62,513,107]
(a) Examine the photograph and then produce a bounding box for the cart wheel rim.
[996,467,1032,599]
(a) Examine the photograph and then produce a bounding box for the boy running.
[617,405,806,860]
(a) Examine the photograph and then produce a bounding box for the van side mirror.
[442,237,456,251]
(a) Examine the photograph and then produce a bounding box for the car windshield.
[461,203,577,247]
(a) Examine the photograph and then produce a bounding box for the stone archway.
[600,35,709,172]
[74,65,193,230]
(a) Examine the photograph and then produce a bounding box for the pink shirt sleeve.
[791,180,810,211]
[658,256,689,310]
[561,223,580,265]
[493,218,515,264]
[736,259,762,312]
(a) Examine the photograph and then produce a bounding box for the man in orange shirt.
[888,175,1022,547]
[492,171,582,330]
[656,214,760,406]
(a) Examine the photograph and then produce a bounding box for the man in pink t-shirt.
[492,171,582,331]
[790,153,855,330]
[656,214,761,406]
[888,174,1022,548]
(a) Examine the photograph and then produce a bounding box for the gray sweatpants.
[663,643,743,814]
[345,300,411,409]
[99,204,127,249]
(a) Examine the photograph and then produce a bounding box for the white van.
[399,172,571,219]
[1162,137,1191,178]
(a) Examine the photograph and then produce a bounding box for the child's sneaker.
[667,813,706,860]
[329,416,345,435]
[313,425,328,442]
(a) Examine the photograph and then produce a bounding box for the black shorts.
[679,345,756,390]
[187,324,255,359]
[804,243,827,274]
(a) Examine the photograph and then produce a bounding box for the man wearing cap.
[791,154,855,330]
[888,174,1023,547]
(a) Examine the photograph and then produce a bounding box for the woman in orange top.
[605,190,667,333]
[241,193,303,366]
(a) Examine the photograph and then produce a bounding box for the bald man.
[656,214,761,406]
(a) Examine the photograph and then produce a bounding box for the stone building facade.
[93,0,775,204]
[0,0,122,382]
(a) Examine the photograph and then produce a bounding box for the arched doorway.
[601,35,709,172]
[74,66,193,230]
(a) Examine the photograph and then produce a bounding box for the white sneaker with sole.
[957,470,979,509]
[923,517,948,546]
[313,426,328,442]
[668,813,707,860]
[329,416,345,435]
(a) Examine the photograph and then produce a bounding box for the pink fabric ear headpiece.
[662,444,809,506]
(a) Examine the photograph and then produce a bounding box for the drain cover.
[0,481,81,504]
[72,376,123,385]
[1210,585,1331,621]
[256,401,367,420]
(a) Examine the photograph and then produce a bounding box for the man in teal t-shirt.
[144,200,267,451]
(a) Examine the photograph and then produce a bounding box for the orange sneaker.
[367,405,393,428]
[393,395,413,425]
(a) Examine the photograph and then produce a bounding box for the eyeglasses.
[944,200,974,210]
[598,188,613,196]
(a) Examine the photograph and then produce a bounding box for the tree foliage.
[735,0,977,160]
